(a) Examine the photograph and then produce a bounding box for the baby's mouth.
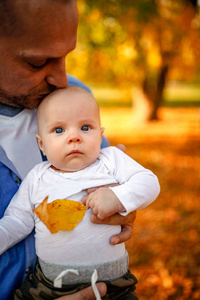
[67,150,83,156]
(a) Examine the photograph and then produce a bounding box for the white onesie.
[0,146,160,283]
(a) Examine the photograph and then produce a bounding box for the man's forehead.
[15,0,76,25]
[13,0,72,9]
[1,0,76,37]
[3,0,78,53]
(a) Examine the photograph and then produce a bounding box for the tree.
[67,0,200,121]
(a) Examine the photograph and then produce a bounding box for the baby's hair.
[40,85,98,106]
[37,85,100,127]
[36,85,102,140]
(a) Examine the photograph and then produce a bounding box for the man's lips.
[32,88,55,100]
[38,92,51,99]
[28,93,50,102]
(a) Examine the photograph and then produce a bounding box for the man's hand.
[91,210,136,245]
[82,186,136,245]
[56,282,107,300]
[82,144,136,245]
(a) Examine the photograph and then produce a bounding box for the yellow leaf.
[34,196,86,234]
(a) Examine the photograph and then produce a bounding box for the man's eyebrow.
[19,49,52,58]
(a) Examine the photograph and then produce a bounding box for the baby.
[0,86,160,299]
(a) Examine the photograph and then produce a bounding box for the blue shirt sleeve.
[67,74,92,93]
[0,162,36,300]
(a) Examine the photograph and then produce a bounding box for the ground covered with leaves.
[100,107,200,300]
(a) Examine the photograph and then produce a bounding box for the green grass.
[91,82,200,107]
[163,82,200,107]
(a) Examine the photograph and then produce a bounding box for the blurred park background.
[67,0,200,299]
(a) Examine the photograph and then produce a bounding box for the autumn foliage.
[101,107,200,300]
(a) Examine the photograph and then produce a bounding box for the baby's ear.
[100,127,105,136]
[36,134,46,155]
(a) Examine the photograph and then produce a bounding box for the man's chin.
[23,95,46,109]
[22,90,55,109]
[0,88,53,109]
[0,95,45,109]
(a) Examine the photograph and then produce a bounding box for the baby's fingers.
[82,194,93,210]
[81,194,89,206]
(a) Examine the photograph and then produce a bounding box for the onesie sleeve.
[0,167,37,254]
[100,147,160,215]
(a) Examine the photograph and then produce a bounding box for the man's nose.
[45,57,68,88]
[67,130,82,144]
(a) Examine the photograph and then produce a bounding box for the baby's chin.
[62,161,96,173]
[58,164,85,173]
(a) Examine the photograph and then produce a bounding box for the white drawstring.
[91,269,101,300]
[54,269,79,288]
[53,268,102,300]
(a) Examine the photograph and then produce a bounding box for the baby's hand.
[83,188,125,220]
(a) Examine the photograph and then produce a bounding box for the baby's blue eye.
[54,127,64,134]
[81,125,90,131]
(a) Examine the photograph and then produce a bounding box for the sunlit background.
[67,1,200,299]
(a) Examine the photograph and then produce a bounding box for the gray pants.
[14,263,138,300]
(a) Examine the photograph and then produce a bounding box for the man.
[0,0,136,299]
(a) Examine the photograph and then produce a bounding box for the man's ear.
[100,127,105,136]
[35,134,46,155]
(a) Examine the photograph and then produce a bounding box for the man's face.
[0,0,78,109]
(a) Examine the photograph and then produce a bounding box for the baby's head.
[36,85,104,172]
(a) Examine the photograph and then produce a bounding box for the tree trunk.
[142,65,169,121]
